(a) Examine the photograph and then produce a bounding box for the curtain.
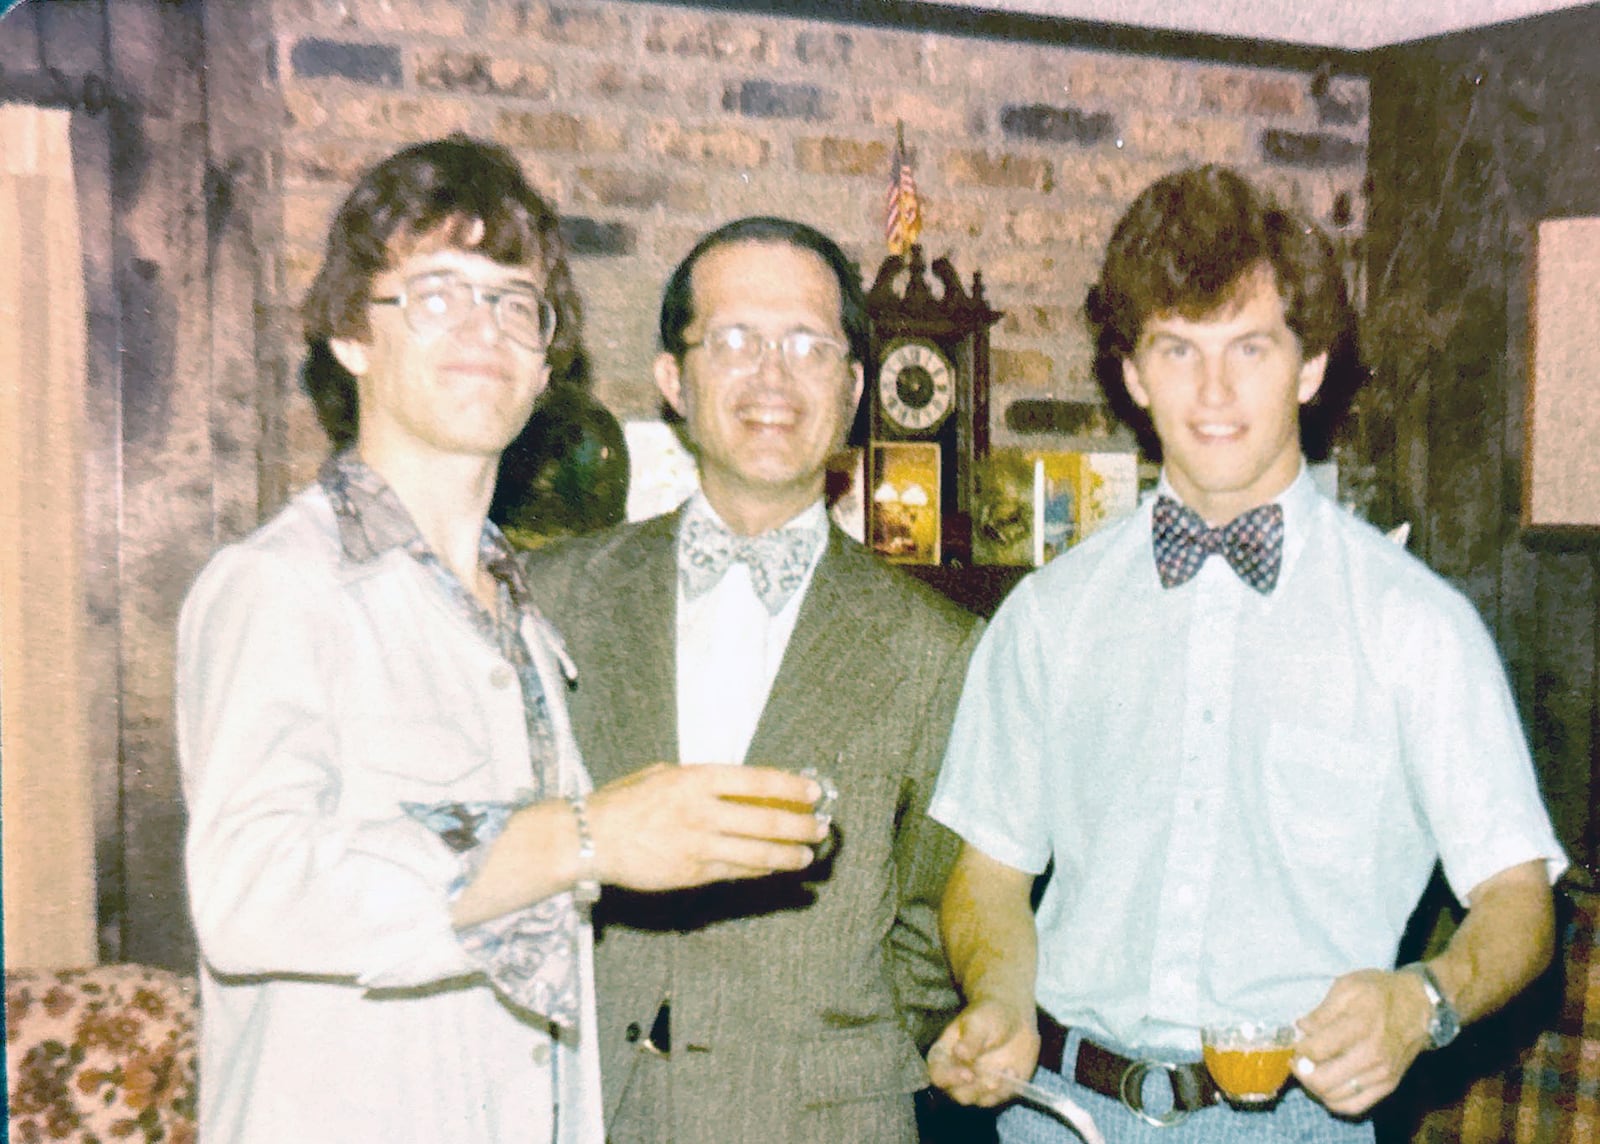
[1,102,97,968]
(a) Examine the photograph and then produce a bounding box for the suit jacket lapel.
[747,530,887,769]
[578,513,681,782]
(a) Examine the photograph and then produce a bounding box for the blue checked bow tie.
[1152,495,1284,594]
[678,511,826,615]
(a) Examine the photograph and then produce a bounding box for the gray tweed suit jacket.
[524,509,982,1144]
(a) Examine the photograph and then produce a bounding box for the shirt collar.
[319,451,424,564]
[1151,460,1318,528]
[680,492,829,551]
[319,450,533,611]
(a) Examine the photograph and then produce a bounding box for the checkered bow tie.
[1152,495,1284,594]
[678,511,825,615]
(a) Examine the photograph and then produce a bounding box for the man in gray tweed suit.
[525,216,981,1142]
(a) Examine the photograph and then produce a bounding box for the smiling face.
[331,245,552,468]
[656,239,864,535]
[1122,264,1327,525]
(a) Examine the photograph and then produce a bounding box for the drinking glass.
[1201,1022,1297,1104]
[723,766,837,828]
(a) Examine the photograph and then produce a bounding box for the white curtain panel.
[1,101,97,969]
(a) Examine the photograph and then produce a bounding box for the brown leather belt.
[1036,1008,1221,1123]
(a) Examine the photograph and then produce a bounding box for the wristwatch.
[1400,962,1460,1048]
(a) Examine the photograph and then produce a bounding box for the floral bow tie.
[1152,495,1284,594]
[678,510,825,615]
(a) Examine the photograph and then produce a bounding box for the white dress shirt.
[675,495,827,765]
[930,465,1566,1056]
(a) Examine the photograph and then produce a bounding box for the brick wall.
[265,0,1369,485]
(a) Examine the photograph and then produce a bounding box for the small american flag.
[884,123,922,256]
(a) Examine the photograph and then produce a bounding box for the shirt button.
[530,1043,550,1066]
[490,665,515,689]
[625,1022,642,1043]
[1202,709,1215,724]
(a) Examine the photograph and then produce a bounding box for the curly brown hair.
[299,134,583,450]
[1086,164,1351,364]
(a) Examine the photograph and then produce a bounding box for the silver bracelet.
[566,795,601,904]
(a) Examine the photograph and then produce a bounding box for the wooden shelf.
[900,563,1029,618]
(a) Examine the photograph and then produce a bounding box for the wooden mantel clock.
[864,244,1002,565]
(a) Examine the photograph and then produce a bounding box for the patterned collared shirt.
[320,452,559,799]
[319,452,584,1030]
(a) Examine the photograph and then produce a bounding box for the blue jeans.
[997,1029,1374,1144]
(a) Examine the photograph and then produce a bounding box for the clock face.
[878,340,955,433]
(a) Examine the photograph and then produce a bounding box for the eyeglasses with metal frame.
[683,325,849,381]
[370,270,557,351]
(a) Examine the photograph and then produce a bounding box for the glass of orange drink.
[724,767,838,828]
[1201,1022,1298,1105]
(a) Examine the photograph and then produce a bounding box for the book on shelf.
[972,449,1139,566]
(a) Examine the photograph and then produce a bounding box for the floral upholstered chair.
[6,964,197,1144]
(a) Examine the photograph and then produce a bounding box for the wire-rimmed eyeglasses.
[370,270,557,351]
[683,325,848,381]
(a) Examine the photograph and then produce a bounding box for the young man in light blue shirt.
[926,164,1565,1143]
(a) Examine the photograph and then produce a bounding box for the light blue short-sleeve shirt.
[929,466,1566,1057]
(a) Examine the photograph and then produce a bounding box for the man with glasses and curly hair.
[178,141,832,1144]
[926,164,1565,1143]
[524,216,982,1142]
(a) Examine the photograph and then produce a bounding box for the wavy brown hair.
[1086,164,1351,363]
[1084,164,1359,456]
[299,134,582,451]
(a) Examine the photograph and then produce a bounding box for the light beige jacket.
[179,483,602,1144]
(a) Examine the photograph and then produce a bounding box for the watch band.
[1400,961,1460,1048]
[566,794,600,905]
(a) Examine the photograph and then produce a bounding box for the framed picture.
[869,442,941,564]
[1525,217,1600,530]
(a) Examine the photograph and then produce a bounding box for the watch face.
[878,340,955,433]
[1404,962,1461,1048]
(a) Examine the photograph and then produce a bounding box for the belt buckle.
[1118,1059,1192,1128]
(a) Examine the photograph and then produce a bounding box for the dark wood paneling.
[1532,551,1599,853]
[74,107,130,962]
[106,0,211,969]
[33,0,105,79]
[1366,2,1600,878]
[202,0,290,532]
[0,3,41,71]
